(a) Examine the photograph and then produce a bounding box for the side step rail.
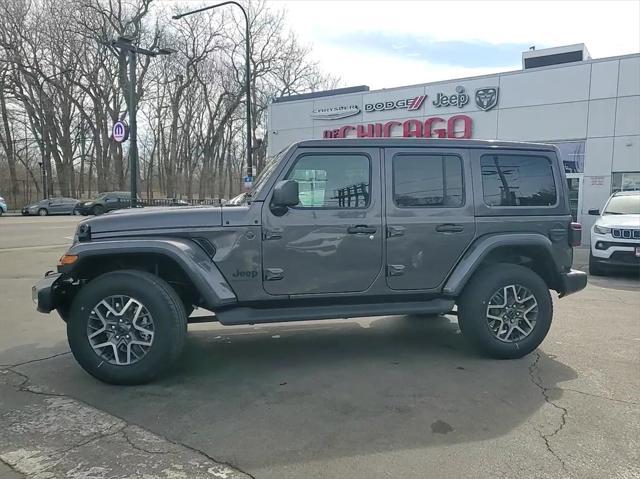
[216,299,455,326]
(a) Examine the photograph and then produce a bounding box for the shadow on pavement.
[587,270,640,292]
[15,315,577,471]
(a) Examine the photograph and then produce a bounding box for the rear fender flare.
[443,233,559,296]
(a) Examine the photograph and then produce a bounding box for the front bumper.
[559,269,588,297]
[32,273,64,313]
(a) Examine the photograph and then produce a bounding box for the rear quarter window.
[480,154,557,207]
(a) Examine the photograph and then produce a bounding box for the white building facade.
[267,45,640,238]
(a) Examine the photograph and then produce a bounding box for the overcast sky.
[268,0,640,90]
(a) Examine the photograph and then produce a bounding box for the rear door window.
[392,154,463,207]
[480,154,557,207]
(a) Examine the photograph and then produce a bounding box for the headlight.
[593,225,611,235]
[85,202,93,206]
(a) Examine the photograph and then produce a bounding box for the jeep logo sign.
[432,86,469,108]
[364,95,427,113]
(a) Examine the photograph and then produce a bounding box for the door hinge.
[386,226,405,238]
[263,228,283,240]
[264,268,284,281]
[387,264,405,276]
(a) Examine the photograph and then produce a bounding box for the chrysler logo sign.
[311,104,360,120]
[365,95,427,113]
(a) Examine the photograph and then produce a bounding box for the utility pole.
[129,46,138,207]
[173,1,254,187]
[106,37,175,208]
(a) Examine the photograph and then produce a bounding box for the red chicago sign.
[323,114,472,140]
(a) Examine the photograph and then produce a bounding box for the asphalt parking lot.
[0,215,638,479]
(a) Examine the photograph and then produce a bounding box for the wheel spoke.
[87,295,154,366]
[485,283,538,343]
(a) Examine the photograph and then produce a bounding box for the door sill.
[216,299,454,325]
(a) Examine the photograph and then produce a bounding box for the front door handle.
[347,225,377,235]
[435,223,464,233]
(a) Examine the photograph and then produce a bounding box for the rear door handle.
[347,225,377,234]
[435,223,464,233]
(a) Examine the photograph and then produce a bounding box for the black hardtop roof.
[294,138,557,151]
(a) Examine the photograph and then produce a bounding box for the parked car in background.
[74,192,142,216]
[22,198,79,216]
[589,190,640,275]
[0,195,7,216]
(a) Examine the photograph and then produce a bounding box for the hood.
[596,214,640,229]
[85,205,223,235]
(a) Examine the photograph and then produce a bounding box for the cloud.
[271,0,640,89]
[325,32,532,68]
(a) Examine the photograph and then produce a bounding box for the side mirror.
[588,208,600,216]
[271,180,299,208]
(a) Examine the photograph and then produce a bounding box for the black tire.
[91,204,104,215]
[38,208,48,216]
[589,252,606,276]
[67,270,187,385]
[457,264,552,359]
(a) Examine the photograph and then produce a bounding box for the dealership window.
[612,172,640,193]
[550,141,585,173]
[286,154,370,208]
[393,154,463,207]
[481,154,557,207]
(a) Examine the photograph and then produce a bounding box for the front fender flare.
[63,238,237,310]
[443,233,558,296]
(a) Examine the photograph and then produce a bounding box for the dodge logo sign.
[475,87,499,111]
[365,95,427,113]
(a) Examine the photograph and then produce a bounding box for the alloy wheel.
[485,284,538,343]
[87,295,155,365]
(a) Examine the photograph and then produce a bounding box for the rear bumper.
[32,273,63,313]
[559,269,588,297]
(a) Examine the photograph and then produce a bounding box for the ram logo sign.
[475,87,499,111]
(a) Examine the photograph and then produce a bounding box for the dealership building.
[267,44,640,238]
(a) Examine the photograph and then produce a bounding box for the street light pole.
[173,2,253,184]
[129,48,138,208]
[107,37,174,208]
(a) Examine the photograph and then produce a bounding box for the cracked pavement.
[1,216,639,479]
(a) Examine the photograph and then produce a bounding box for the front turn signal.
[58,254,79,266]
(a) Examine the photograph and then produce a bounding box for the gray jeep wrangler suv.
[33,139,587,384]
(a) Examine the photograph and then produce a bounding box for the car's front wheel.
[67,270,187,385]
[37,208,48,216]
[458,264,552,359]
[91,205,104,215]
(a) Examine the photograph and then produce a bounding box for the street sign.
[243,175,253,191]
[112,121,129,142]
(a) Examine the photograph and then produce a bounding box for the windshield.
[226,147,290,206]
[604,194,640,215]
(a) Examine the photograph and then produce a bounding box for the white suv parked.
[589,191,640,275]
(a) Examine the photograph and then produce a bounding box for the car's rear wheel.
[458,264,552,359]
[589,252,606,276]
[67,270,187,385]
[38,208,48,216]
[91,205,104,215]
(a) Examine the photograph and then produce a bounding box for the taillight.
[569,222,582,246]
